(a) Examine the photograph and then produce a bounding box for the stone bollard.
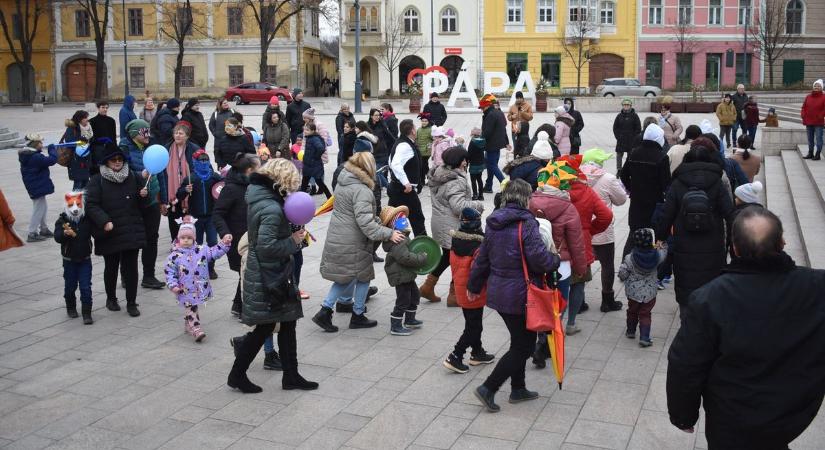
[32,103,44,112]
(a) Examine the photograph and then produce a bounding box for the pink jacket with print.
[582,164,627,245]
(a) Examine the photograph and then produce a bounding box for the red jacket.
[568,182,613,265]
[744,102,760,127]
[450,230,486,309]
[528,190,588,276]
[801,91,825,126]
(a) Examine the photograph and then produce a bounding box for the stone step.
[0,128,8,134]
[0,131,18,141]
[762,103,802,125]
[0,137,23,150]
[764,155,808,266]
[781,150,825,269]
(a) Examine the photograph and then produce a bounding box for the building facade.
[769,0,825,88]
[639,0,762,91]
[338,0,483,99]
[0,2,54,103]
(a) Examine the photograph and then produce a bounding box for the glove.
[47,144,56,154]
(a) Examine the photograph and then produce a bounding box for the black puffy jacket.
[285,100,311,136]
[620,140,671,230]
[215,133,255,168]
[85,170,147,255]
[612,109,642,154]
[181,108,209,148]
[481,106,508,153]
[213,169,249,272]
[423,101,447,126]
[369,119,395,166]
[151,107,179,146]
[54,213,93,261]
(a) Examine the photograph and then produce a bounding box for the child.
[468,128,486,201]
[762,107,779,128]
[618,228,666,347]
[18,134,57,242]
[177,150,223,278]
[301,122,332,198]
[54,191,95,324]
[258,143,271,162]
[444,208,496,373]
[430,126,451,169]
[165,216,231,342]
[381,206,428,336]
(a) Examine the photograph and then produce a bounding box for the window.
[75,10,90,37]
[600,1,614,25]
[537,0,554,23]
[646,53,663,87]
[127,8,143,36]
[678,0,692,25]
[506,53,528,84]
[786,0,804,34]
[676,53,693,89]
[369,7,378,31]
[177,7,193,35]
[507,0,523,23]
[541,54,561,87]
[11,14,22,40]
[648,0,662,25]
[441,7,457,33]
[403,8,419,33]
[738,0,751,25]
[227,7,243,35]
[348,6,356,31]
[180,66,194,87]
[569,0,596,22]
[708,0,722,25]
[264,65,277,84]
[129,67,145,89]
[228,65,244,86]
[312,11,320,37]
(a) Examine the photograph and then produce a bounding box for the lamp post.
[354,0,362,113]
[430,0,434,66]
[743,5,750,85]
[122,0,129,96]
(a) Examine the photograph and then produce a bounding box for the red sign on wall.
[444,48,462,55]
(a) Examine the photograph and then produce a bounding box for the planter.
[651,102,663,113]
[535,94,548,112]
[684,102,715,113]
[409,97,421,114]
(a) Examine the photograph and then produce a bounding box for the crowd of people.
[8,84,825,448]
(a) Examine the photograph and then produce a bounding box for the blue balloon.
[75,143,90,157]
[143,144,169,175]
[251,130,261,147]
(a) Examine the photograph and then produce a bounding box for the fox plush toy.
[54,191,95,324]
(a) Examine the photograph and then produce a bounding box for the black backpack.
[680,187,714,233]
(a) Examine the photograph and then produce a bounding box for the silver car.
[595,78,661,97]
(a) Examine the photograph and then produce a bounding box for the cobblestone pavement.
[0,105,821,449]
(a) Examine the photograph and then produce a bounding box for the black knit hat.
[442,146,468,168]
[460,207,482,231]
[99,141,127,164]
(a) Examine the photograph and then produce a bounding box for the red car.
[224,82,293,105]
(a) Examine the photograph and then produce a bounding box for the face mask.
[193,159,212,181]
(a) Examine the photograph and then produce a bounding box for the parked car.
[224,83,293,105]
[595,78,661,97]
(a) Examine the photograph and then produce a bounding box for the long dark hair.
[737,135,752,159]
[368,108,382,125]
[70,110,89,131]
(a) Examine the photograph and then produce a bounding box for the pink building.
[639,0,762,91]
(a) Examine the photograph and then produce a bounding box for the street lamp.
[354,0,362,113]
[430,0,434,66]
[122,0,129,97]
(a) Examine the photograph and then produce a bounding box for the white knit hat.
[554,105,567,115]
[431,125,446,137]
[643,123,665,148]
[815,79,824,89]
[734,181,763,204]
[531,131,555,161]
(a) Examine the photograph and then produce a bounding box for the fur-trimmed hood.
[503,155,543,175]
[556,114,575,127]
[341,161,376,190]
[357,130,378,144]
[449,229,484,241]
[65,119,76,128]
[18,145,39,156]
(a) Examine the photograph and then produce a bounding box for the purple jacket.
[165,242,229,306]
[468,204,560,315]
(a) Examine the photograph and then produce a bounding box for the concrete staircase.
[761,103,802,126]
[0,125,24,150]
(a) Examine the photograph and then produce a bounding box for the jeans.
[28,196,48,234]
[391,281,420,317]
[484,150,505,190]
[627,298,656,340]
[453,307,484,357]
[483,312,536,392]
[592,243,615,294]
[264,335,275,353]
[807,125,824,155]
[322,280,370,315]
[63,259,93,305]
[194,215,218,247]
[72,179,88,191]
[747,126,757,148]
[719,125,732,148]
[566,281,585,327]
[104,249,139,303]
[139,205,161,279]
[432,247,451,278]
[387,183,427,237]
[732,118,746,142]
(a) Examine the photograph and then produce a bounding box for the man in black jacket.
[479,94,507,193]
[731,84,749,143]
[563,97,585,154]
[90,101,117,143]
[286,88,311,143]
[667,207,825,450]
[422,92,447,127]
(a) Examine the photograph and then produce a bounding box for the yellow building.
[483,0,637,93]
[0,1,54,102]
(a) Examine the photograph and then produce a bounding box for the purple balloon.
[284,191,315,225]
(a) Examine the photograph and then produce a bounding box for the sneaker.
[469,349,496,366]
[509,388,539,403]
[372,253,384,263]
[662,275,672,284]
[367,286,379,298]
[565,324,581,336]
[39,228,54,238]
[299,290,310,300]
[657,280,666,290]
[578,302,590,313]
[26,232,46,242]
[141,276,165,289]
[263,351,283,370]
[625,330,636,339]
[443,353,469,374]
[349,313,377,329]
[639,339,653,348]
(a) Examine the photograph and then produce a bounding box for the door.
[66,58,96,102]
[645,53,663,87]
[783,59,804,87]
[706,54,722,91]
[588,54,625,93]
[6,63,35,103]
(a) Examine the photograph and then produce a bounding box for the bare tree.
[669,19,701,90]
[375,10,423,95]
[561,10,599,95]
[0,0,44,103]
[749,0,801,88]
[157,0,207,97]
[73,0,111,99]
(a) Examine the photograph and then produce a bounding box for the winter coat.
[263,121,290,157]
[0,189,23,251]
[428,166,484,249]
[335,111,353,140]
[667,141,692,174]
[339,131,357,162]
[181,109,209,148]
[732,92,749,116]
[382,236,427,286]
[450,229,486,308]
[158,140,198,203]
[762,114,779,127]
[369,119,395,166]
[467,205,560,315]
[262,105,282,132]
[660,113,684,146]
[507,101,534,125]
[302,134,326,179]
[481,106,508,153]
[119,95,138,138]
[618,248,667,302]
[528,188,587,276]
[743,102,760,127]
[331,162,381,215]
[666,252,825,448]
[583,165,627,245]
[655,161,733,304]
[429,138,452,169]
[320,163,393,283]
[423,101,448,127]
[242,174,303,325]
[801,90,825,126]
[54,213,93,261]
[213,169,250,272]
[613,109,642,154]
[621,140,671,230]
[18,146,57,199]
[383,113,399,139]
[416,125,434,157]
[121,139,160,207]
[715,102,737,126]
[503,155,545,191]
[85,169,148,256]
[554,114,575,155]
[89,115,116,144]
[152,107,179,146]
[565,99,585,145]
[165,242,229,306]
[215,133,255,169]
[177,173,222,217]
[729,150,761,183]
[208,108,236,147]
[140,107,157,124]
[285,100,311,136]
[568,182,613,265]
[467,137,486,167]
[63,126,92,182]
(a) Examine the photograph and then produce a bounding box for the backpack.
[680,187,714,233]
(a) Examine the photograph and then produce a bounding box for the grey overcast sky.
[320,0,339,38]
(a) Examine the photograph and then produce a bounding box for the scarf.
[167,142,189,208]
[79,123,94,141]
[100,163,130,184]
[193,160,212,181]
[631,248,660,271]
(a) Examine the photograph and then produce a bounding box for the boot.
[626,319,638,339]
[404,309,423,329]
[65,299,78,318]
[390,316,412,336]
[106,298,121,312]
[231,299,242,318]
[639,325,652,347]
[230,335,246,358]
[532,338,548,368]
[227,333,263,394]
[209,261,218,280]
[141,276,165,289]
[312,306,339,332]
[263,351,283,371]
[280,338,318,391]
[335,302,354,313]
[126,300,140,317]
[191,322,206,343]
[446,282,458,307]
[474,385,500,413]
[419,274,441,303]
[227,371,263,393]
[599,291,623,312]
[349,312,378,329]
[804,151,815,159]
[81,304,93,325]
[815,151,822,161]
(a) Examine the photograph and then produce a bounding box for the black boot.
[804,151,815,159]
[349,312,378,329]
[126,300,141,317]
[312,306,339,332]
[231,300,242,318]
[209,261,218,280]
[141,276,165,289]
[65,299,78,318]
[404,309,423,329]
[227,331,264,394]
[579,301,590,313]
[474,385,500,413]
[106,298,120,311]
[599,291,623,312]
[280,334,318,390]
[815,152,822,161]
[227,371,263,393]
[263,351,283,371]
[532,337,548,369]
[81,304,93,325]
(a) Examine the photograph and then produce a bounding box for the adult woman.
[335,103,353,142]
[368,108,395,168]
[667,125,702,175]
[743,95,760,149]
[381,103,399,139]
[263,110,290,158]
[227,159,315,394]
[421,147,484,305]
[729,135,761,182]
[655,138,733,314]
[553,106,575,155]
[801,79,825,160]
[85,142,148,317]
[339,119,357,163]
[139,96,157,123]
[63,110,94,190]
[313,152,403,332]
[215,118,255,169]
[181,98,209,148]
[526,124,556,155]
[659,104,684,149]
[716,94,737,147]
[208,99,236,163]
[300,123,332,198]
[612,98,642,172]
[160,122,198,237]
[214,154,260,317]
[468,179,559,412]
